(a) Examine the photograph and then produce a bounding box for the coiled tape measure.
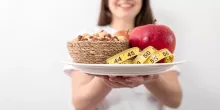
[106,46,174,64]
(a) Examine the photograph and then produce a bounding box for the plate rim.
[60,60,186,67]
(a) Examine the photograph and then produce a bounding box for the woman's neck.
[109,17,135,31]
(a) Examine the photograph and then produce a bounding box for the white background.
[0,0,220,110]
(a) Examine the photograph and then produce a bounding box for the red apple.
[113,30,130,41]
[129,24,176,53]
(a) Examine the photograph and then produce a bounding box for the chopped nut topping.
[75,30,122,41]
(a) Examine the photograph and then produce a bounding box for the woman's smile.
[117,2,135,10]
[108,0,142,19]
[118,3,134,8]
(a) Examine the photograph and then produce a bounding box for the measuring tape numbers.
[106,46,174,64]
[144,48,174,64]
[106,47,141,64]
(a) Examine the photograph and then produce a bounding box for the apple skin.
[129,24,176,53]
[113,30,130,41]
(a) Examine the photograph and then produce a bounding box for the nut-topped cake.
[67,30,130,64]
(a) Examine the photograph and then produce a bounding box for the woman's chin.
[116,14,135,20]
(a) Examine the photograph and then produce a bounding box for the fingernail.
[126,79,132,82]
[109,77,116,82]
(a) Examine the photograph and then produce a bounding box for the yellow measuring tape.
[106,47,141,64]
[106,46,174,64]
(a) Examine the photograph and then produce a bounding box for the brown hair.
[97,0,156,27]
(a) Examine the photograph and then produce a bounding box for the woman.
[64,0,182,110]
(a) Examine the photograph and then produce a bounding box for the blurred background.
[0,0,220,110]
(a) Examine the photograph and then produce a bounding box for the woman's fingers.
[86,73,105,78]
[108,76,118,82]
[102,76,128,88]
[94,75,160,88]
[113,77,135,87]
[105,76,138,88]
[144,74,159,81]
[108,76,144,88]
[124,75,159,86]
[111,76,144,88]
[126,76,145,84]
[103,77,125,88]
[141,74,160,85]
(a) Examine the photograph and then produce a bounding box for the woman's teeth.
[119,4,133,8]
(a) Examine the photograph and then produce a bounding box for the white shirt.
[63,25,180,110]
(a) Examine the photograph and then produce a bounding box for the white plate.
[61,60,186,76]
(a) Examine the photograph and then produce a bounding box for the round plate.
[61,60,186,76]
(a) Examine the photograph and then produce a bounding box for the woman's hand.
[144,71,182,108]
[97,74,160,88]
